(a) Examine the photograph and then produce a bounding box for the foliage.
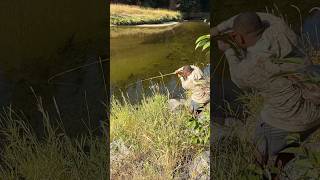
[195,34,210,57]
[179,0,201,14]
[112,0,209,12]
[186,109,210,147]
[141,0,170,8]
[112,0,169,8]
[277,134,320,179]
[286,148,320,179]
[195,35,210,51]
[110,4,182,25]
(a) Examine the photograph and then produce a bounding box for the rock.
[168,98,186,112]
[203,64,210,81]
[189,151,210,180]
[110,139,131,163]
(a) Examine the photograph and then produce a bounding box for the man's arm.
[256,12,283,25]
[174,67,184,74]
[180,77,194,90]
[223,48,250,89]
[190,65,204,80]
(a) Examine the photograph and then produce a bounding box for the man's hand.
[217,40,231,52]
[174,70,183,78]
[174,69,182,74]
[210,27,220,37]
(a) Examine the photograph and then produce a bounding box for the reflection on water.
[110,21,209,101]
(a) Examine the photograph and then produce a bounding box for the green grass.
[110,4,182,25]
[110,92,209,179]
[110,25,178,38]
[0,102,107,179]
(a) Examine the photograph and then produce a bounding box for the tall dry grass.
[110,92,207,179]
[110,4,182,25]
[0,97,107,179]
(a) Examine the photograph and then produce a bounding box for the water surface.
[110,21,210,101]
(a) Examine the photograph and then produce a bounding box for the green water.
[110,21,210,100]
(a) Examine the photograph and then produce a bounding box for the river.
[110,21,210,102]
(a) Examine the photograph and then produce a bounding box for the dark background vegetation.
[111,0,209,12]
[0,1,108,137]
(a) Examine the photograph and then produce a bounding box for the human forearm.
[225,48,241,68]
[224,49,249,89]
[256,12,283,25]
[175,67,184,74]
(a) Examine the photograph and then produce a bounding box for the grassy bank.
[110,93,209,179]
[0,105,107,179]
[211,90,320,179]
[110,4,182,25]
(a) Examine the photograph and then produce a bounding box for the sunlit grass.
[110,4,182,25]
[110,92,208,179]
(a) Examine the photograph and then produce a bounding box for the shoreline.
[110,19,208,28]
[110,21,180,28]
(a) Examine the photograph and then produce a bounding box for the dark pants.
[189,100,204,115]
[254,117,319,163]
[303,9,320,49]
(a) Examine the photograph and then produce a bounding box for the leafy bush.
[186,110,210,146]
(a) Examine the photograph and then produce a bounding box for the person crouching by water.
[174,65,210,117]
